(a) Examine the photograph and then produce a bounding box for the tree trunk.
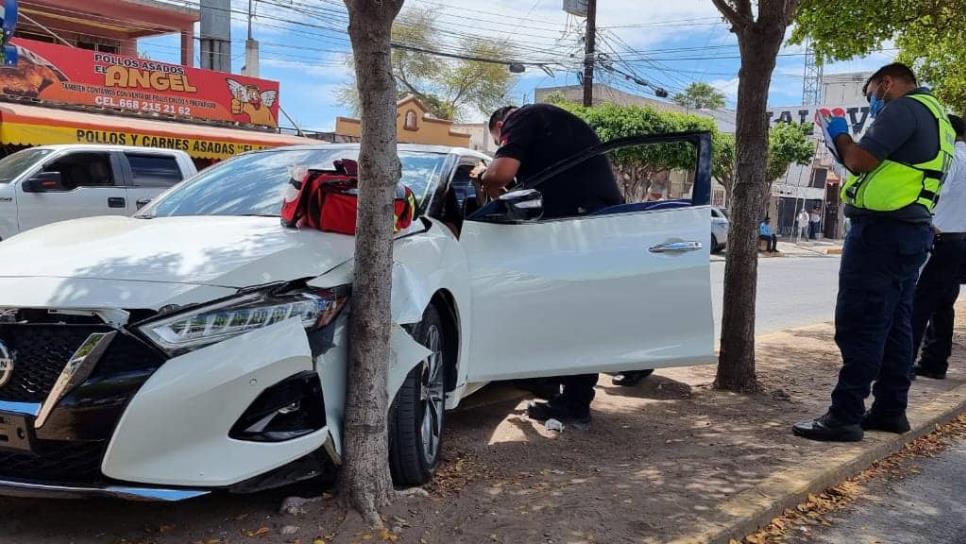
[339,0,405,526]
[715,26,784,392]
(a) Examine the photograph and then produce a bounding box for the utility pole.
[582,0,596,107]
[242,0,260,77]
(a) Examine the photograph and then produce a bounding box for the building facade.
[0,1,313,166]
[766,72,872,239]
[335,95,472,148]
[16,0,198,66]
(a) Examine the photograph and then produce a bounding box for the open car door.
[460,132,715,382]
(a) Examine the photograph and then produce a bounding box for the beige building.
[335,95,472,148]
[451,122,498,155]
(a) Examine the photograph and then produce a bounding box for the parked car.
[711,206,730,253]
[0,133,714,500]
[0,145,197,240]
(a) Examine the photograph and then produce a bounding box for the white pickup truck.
[0,145,197,240]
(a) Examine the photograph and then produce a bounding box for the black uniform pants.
[911,234,966,374]
[830,217,932,423]
[558,373,599,409]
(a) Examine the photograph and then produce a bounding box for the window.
[126,154,183,187]
[14,31,56,44]
[43,152,115,189]
[810,168,828,189]
[141,148,448,218]
[77,41,120,54]
[404,110,418,131]
[449,163,479,208]
[0,148,55,184]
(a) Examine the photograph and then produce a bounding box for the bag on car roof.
[280,158,416,235]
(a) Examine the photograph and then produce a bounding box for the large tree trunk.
[714,25,784,392]
[339,0,405,526]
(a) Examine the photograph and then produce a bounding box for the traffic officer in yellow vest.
[794,63,956,442]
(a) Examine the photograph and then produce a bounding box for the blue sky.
[142,0,896,132]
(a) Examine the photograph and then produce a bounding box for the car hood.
[0,215,358,288]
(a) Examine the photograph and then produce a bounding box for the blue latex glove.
[825,116,849,141]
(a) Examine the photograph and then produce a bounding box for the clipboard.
[814,110,844,164]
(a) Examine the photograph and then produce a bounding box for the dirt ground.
[2,314,964,544]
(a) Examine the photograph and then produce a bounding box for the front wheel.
[710,234,720,254]
[389,305,447,486]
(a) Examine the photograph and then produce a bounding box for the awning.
[0,102,316,160]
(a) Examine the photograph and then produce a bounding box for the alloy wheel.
[419,324,445,463]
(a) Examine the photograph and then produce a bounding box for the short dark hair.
[862,63,918,95]
[948,114,966,139]
[488,106,516,130]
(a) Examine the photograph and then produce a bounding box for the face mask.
[869,95,885,118]
[867,83,888,118]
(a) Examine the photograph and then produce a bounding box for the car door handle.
[107,197,126,208]
[649,241,703,253]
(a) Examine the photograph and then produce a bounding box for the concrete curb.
[668,381,966,544]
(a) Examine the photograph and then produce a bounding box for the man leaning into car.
[470,103,624,425]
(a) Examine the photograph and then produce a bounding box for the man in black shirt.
[472,103,624,425]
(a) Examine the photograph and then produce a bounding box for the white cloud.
[709,77,739,103]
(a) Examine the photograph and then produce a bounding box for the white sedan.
[0,134,714,500]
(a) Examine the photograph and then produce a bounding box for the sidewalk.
[1,307,963,544]
[777,238,844,256]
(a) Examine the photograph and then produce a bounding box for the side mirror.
[22,172,65,193]
[471,189,543,223]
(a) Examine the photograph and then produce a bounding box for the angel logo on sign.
[227,78,278,127]
[0,340,14,388]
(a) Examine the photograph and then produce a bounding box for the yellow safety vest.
[841,93,956,212]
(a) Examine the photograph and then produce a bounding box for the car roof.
[26,144,190,155]
[253,143,489,160]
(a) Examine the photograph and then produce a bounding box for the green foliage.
[338,7,516,121]
[548,99,813,196]
[542,92,571,106]
[673,82,727,110]
[550,100,737,199]
[766,122,815,182]
[793,0,966,112]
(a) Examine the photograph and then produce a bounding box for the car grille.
[0,325,108,403]
[0,440,105,484]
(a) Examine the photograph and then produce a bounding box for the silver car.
[711,207,729,253]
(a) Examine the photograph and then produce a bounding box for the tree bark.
[339,0,405,526]
[714,22,785,392]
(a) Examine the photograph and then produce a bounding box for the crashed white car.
[0,134,714,500]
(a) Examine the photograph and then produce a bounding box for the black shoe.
[913,364,947,380]
[792,412,864,442]
[612,369,654,387]
[861,411,911,434]
[526,400,591,425]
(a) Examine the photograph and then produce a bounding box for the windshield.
[0,148,55,184]
[141,148,449,218]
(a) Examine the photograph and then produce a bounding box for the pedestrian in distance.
[909,114,966,381]
[809,205,822,239]
[759,216,778,252]
[797,208,810,240]
[794,64,956,442]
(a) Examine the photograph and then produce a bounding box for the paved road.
[787,437,966,544]
[711,255,842,338]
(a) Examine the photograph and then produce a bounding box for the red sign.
[0,38,281,128]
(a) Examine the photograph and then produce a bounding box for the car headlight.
[139,286,349,354]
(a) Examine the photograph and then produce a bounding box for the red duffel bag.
[281,159,416,235]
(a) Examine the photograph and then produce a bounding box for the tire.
[710,234,720,254]
[389,304,447,486]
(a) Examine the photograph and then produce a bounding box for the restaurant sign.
[0,37,280,128]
